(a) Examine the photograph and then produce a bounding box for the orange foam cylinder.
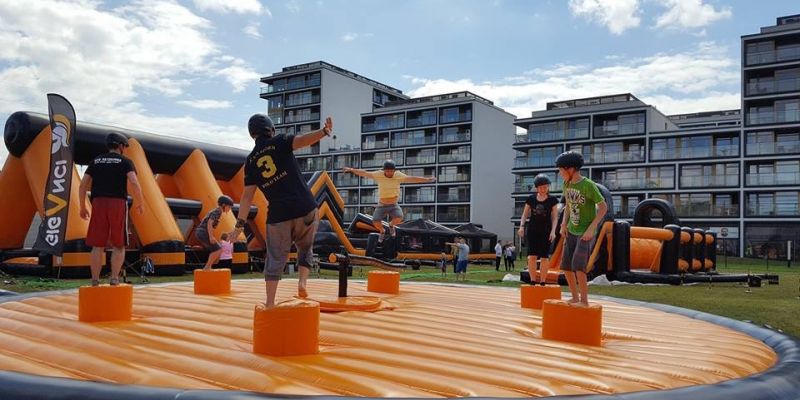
[193,269,231,295]
[78,285,133,322]
[367,270,400,294]
[0,156,38,249]
[541,299,603,346]
[520,284,562,309]
[253,299,319,356]
[125,138,184,247]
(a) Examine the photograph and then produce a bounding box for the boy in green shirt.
[556,151,607,306]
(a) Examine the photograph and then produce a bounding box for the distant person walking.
[494,241,503,271]
[78,132,144,287]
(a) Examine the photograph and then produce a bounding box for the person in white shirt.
[494,241,503,271]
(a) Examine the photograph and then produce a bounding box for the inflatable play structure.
[521,190,756,286]
[0,112,497,278]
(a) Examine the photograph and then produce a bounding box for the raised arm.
[343,167,372,178]
[293,117,332,150]
[402,175,436,184]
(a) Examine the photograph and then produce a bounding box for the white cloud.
[568,0,641,35]
[192,0,268,15]
[0,0,259,166]
[655,0,732,30]
[286,0,301,13]
[243,22,262,38]
[177,99,233,109]
[341,32,373,42]
[406,42,740,117]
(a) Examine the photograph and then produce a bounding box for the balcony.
[437,193,470,202]
[333,175,361,187]
[406,115,437,128]
[602,178,674,191]
[392,136,436,147]
[285,112,320,124]
[747,206,800,217]
[746,110,800,125]
[361,139,389,150]
[680,175,738,188]
[361,195,378,204]
[437,212,469,222]
[585,151,643,164]
[438,173,470,183]
[439,112,472,124]
[747,140,800,155]
[439,153,470,163]
[746,46,800,66]
[651,144,739,160]
[439,132,471,144]
[406,155,436,165]
[514,181,563,193]
[516,128,589,143]
[285,94,320,107]
[746,77,800,96]
[404,193,436,203]
[263,76,321,94]
[342,208,358,222]
[594,122,645,138]
[514,158,553,169]
[746,172,800,186]
[675,204,739,218]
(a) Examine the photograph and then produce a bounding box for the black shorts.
[196,230,222,252]
[218,259,232,268]
[527,228,552,258]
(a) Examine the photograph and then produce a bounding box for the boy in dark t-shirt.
[195,195,234,271]
[236,114,332,307]
[78,132,144,286]
[517,174,559,285]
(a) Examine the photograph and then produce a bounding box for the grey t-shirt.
[456,243,470,261]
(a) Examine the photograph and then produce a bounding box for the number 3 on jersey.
[257,155,277,178]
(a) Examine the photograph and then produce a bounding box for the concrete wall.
[320,69,377,153]
[471,103,516,241]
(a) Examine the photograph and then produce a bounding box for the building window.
[362,113,405,132]
[284,106,320,124]
[362,133,390,150]
[439,124,471,143]
[598,166,674,190]
[360,188,378,204]
[338,189,360,205]
[437,205,470,222]
[569,140,644,164]
[520,118,589,143]
[404,186,436,203]
[680,163,739,188]
[653,193,738,217]
[747,98,800,125]
[611,195,645,219]
[593,112,645,138]
[333,172,360,187]
[404,206,435,221]
[514,171,563,193]
[406,109,437,127]
[747,191,800,217]
[514,145,562,168]
[437,185,470,202]
[439,105,472,124]
[361,150,404,168]
[392,129,437,147]
[297,156,331,172]
[285,90,320,107]
[438,165,470,183]
[746,130,800,156]
[650,134,739,160]
[406,148,437,165]
[438,145,471,163]
[744,223,800,260]
[746,160,800,186]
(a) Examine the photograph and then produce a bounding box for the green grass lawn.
[2,257,798,337]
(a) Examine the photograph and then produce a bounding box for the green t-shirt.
[563,177,605,235]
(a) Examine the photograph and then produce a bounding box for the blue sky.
[1,0,798,165]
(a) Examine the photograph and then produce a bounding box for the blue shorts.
[455,260,468,273]
[373,203,403,222]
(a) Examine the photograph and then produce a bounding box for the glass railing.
[593,123,645,137]
[746,206,800,217]
[362,157,401,168]
[392,137,436,147]
[406,155,436,165]
[404,194,436,203]
[285,95,320,107]
[438,173,470,183]
[514,182,563,193]
[746,172,800,186]
[334,160,359,170]
[746,47,800,66]
[746,78,800,96]
[405,211,435,221]
[439,133,471,143]
[747,110,800,125]
[585,151,643,164]
[440,112,472,124]
[439,154,470,163]
[293,146,319,156]
[334,176,360,187]
[437,194,470,202]
[362,120,405,132]
[438,212,469,222]
[601,178,674,190]
[361,140,389,150]
[264,78,321,93]
[340,195,360,205]
[746,140,800,155]
[650,144,739,160]
[298,160,331,172]
[675,205,739,217]
[361,196,378,204]
[680,175,738,188]
[517,128,589,143]
[407,116,437,127]
[614,206,638,219]
[342,208,358,222]
[285,113,320,124]
[514,158,555,168]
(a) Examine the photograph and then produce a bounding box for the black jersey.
[85,152,135,200]
[524,194,559,232]
[244,134,317,224]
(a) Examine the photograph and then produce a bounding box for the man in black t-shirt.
[78,132,145,286]
[236,113,332,307]
[517,174,559,285]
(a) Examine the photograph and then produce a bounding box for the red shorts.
[86,197,128,248]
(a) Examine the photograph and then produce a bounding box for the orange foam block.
[520,284,562,309]
[193,268,231,295]
[542,300,603,346]
[253,299,319,356]
[78,285,133,322]
[367,270,400,294]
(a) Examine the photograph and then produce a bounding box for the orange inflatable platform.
[0,280,795,399]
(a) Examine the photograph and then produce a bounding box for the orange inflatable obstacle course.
[0,280,798,400]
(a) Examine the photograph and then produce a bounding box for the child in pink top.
[218,232,234,269]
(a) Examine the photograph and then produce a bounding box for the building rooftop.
[545,93,641,111]
[260,61,406,97]
[384,91,494,108]
[745,14,800,36]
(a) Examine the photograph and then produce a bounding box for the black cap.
[248,114,275,137]
[383,160,396,170]
[533,174,551,187]
[106,132,129,149]
[555,151,584,169]
[218,195,234,206]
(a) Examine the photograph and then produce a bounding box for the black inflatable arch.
[633,198,680,227]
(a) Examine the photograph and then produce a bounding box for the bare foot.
[260,302,275,309]
[567,298,580,304]
[297,286,308,298]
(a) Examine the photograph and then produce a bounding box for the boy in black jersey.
[236,114,332,307]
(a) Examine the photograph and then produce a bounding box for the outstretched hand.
[343,167,354,173]
[323,117,333,136]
